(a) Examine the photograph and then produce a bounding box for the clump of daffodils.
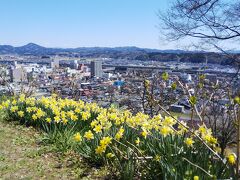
[1,94,234,179]
[0,94,220,156]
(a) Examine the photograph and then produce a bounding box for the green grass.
[0,111,109,180]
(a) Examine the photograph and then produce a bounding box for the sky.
[0,0,180,49]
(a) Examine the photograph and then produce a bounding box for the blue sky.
[0,0,175,49]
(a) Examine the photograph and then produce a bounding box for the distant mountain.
[17,43,45,50]
[0,45,16,54]
[15,43,46,54]
[0,43,238,65]
[0,43,196,55]
[0,43,64,55]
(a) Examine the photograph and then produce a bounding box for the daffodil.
[84,130,94,140]
[62,118,68,124]
[135,137,140,146]
[19,94,25,102]
[185,138,194,147]
[193,176,199,180]
[26,97,36,106]
[70,114,78,121]
[90,120,98,128]
[141,130,148,139]
[36,108,45,118]
[209,137,217,145]
[74,132,82,142]
[32,114,38,121]
[162,116,176,126]
[46,117,51,123]
[93,124,102,133]
[227,154,236,165]
[54,116,61,123]
[115,127,124,140]
[17,111,24,118]
[81,111,90,121]
[160,126,171,137]
[2,100,10,108]
[100,136,112,147]
[106,153,115,158]
[26,107,32,113]
[10,106,18,113]
[198,125,207,134]
[95,145,106,155]
[104,121,112,130]
[74,108,81,113]
[12,100,17,105]
[177,121,188,135]
[154,155,161,162]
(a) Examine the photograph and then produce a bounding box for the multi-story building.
[51,59,59,69]
[10,67,28,83]
[90,61,102,78]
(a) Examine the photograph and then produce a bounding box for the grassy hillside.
[0,111,108,179]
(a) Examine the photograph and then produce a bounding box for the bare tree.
[159,0,240,42]
[159,0,240,175]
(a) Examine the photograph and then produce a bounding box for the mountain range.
[0,43,238,65]
[0,43,198,55]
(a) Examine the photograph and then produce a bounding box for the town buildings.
[0,55,239,122]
